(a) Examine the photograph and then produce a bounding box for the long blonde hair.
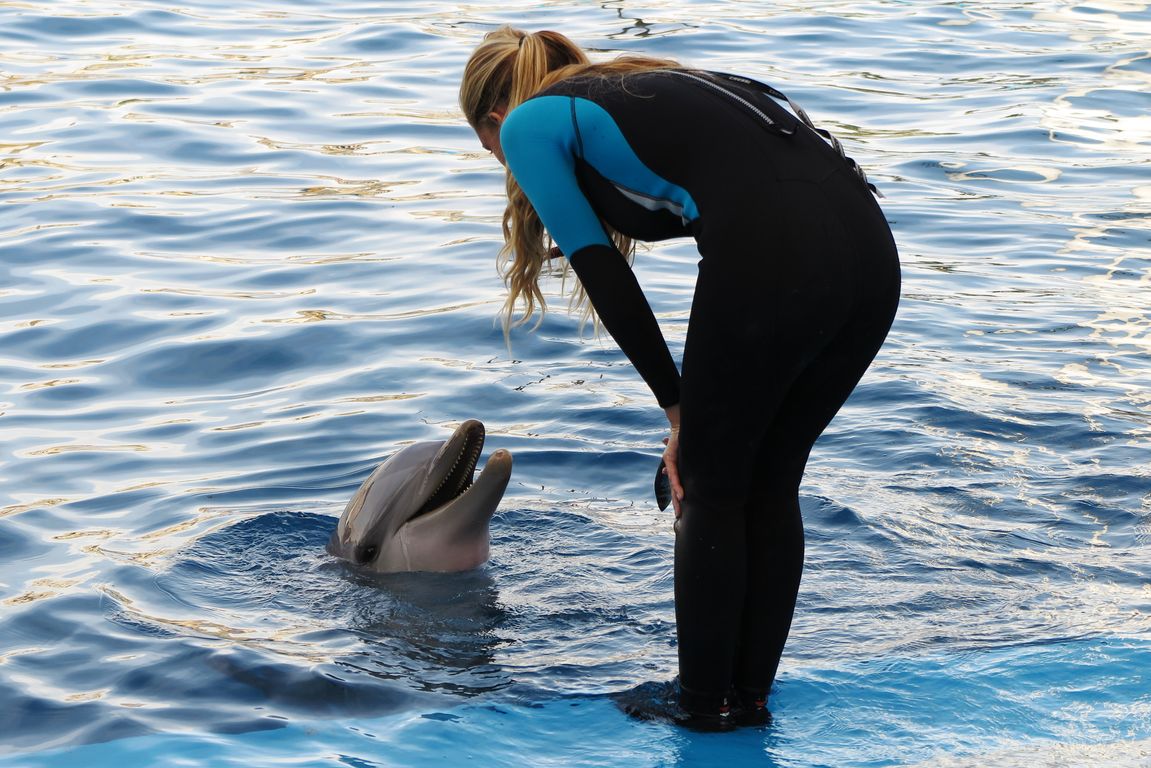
[459,26,679,334]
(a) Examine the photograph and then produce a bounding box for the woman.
[460,26,899,728]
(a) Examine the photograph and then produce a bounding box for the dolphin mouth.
[412,421,486,519]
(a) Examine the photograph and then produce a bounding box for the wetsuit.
[500,70,900,714]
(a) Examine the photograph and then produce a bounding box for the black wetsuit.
[500,70,900,713]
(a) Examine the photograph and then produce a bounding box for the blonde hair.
[459,26,679,334]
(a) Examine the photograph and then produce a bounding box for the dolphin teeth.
[416,425,485,516]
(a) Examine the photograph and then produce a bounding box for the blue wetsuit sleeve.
[500,96,612,255]
[500,97,681,408]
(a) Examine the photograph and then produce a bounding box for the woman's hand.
[662,404,684,520]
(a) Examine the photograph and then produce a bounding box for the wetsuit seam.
[569,96,584,158]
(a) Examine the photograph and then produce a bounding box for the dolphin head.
[326,420,513,573]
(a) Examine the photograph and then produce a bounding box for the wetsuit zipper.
[668,69,882,196]
[665,69,795,135]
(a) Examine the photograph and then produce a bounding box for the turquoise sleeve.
[500,95,683,407]
[499,96,613,257]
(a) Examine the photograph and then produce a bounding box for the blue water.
[2,0,1149,765]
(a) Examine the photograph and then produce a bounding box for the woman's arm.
[501,96,681,408]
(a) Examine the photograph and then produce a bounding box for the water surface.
[1,1,1149,766]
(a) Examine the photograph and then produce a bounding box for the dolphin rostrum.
[326,420,512,573]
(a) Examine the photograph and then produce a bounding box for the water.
[1,0,1149,765]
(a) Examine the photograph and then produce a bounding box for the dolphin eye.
[357,545,378,565]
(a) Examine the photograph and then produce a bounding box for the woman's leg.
[675,171,899,713]
[732,286,897,699]
[672,248,823,713]
[733,175,901,698]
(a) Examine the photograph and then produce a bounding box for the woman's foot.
[729,688,773,727]
[612,679,735,732]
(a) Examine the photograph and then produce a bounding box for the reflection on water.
[1,0,1150,765]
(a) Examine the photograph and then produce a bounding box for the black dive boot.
[730,687,772,727]
[612,678,735,732]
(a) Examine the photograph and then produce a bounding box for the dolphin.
[326,420,512,573]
